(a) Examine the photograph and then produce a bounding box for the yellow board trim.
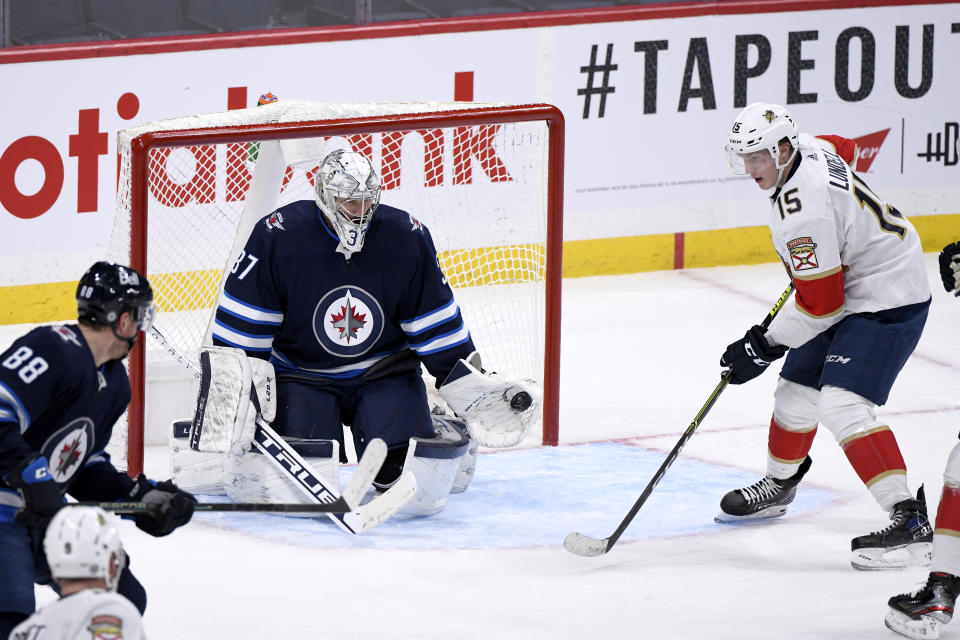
[4,212,957,325]
[683,226,779,269]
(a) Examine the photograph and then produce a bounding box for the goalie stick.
[563,282,796,557]
[81,500,352,514]
[79,447,382,515]
[147,326,417,533]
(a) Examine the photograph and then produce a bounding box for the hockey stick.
[79,500,352,514]
[563,282,796,557]
[147,326,417,533]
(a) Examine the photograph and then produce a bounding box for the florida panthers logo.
[40,417,94,483]
[312,286,385,357]
[87,614,124,640]
[787,236,819,271]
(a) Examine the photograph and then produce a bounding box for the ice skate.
[851,486,933,570]
[715,456,812,523]
[885,571,960,639]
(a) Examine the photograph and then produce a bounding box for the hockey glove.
[939,241,960,296]
[4,455,63,529]
[128,475,197,537]
[720,325,788,385]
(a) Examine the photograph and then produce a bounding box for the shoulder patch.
[88,614,124,639]
[408,213,423,233]
[264,211,285,231]
[787,236,819,271]
[50,325,82,347]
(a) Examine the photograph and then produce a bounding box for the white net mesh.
[109,100,558,473]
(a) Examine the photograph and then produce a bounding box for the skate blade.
[851,542,932,571]
[714,505,789,524]
[884,609,943,639]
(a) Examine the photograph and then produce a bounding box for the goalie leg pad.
[224,437,340,510]
[382,420,473,517]
[433,416,477,494]
[190,347,276,453]
[170,420,226,495]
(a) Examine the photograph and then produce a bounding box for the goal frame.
[121,104,564,476]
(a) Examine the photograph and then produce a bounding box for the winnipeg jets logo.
[313,286,385,358]
[41,417,94,483]
[329,293,367,344]
[56,436,83,476]
[52,325,81,347]
[409,214,423,233]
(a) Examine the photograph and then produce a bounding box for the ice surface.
[7,256,957,639]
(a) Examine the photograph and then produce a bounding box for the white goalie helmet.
[44,506,126,591]
[725,102,799,174]
[314,149,381,256]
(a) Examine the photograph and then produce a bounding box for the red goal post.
[111,101,564,477]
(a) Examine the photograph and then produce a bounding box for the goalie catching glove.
[438,352,540,448]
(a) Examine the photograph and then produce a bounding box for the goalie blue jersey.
[0,325,135,523]
[212,201,475,384]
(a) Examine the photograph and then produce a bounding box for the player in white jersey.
[884,242,960,639]
[715,103,933,570]
[9,506,145,640]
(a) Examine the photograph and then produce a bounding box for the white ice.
[10,255,959,639]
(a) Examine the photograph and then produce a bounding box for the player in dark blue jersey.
[0,262,196,637]
[196,149,538,517]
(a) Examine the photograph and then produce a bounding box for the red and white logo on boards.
[853,129,890,173]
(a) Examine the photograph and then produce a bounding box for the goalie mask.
[726,103,799,185]
[44,506,127,592]
[315,149,381,257]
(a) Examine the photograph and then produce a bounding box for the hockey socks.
[766,416,817,479]
[840,425,909,505]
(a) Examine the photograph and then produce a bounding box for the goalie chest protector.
[212,201,475,382]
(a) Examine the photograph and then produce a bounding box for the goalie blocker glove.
[720,325,788,384]
[940,241,960,295]
[127,475,197,537]
[4,455,64,529]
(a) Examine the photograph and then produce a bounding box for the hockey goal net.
[109,100,564,476]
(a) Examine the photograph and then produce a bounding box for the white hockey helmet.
[726,102,799,174]
[314,149,381,256]
[44,506,126,591]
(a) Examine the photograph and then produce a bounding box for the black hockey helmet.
[76,261,155,332]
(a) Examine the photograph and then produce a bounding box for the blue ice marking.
[191,442,839,550]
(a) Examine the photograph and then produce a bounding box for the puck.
[510,391,532,412]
